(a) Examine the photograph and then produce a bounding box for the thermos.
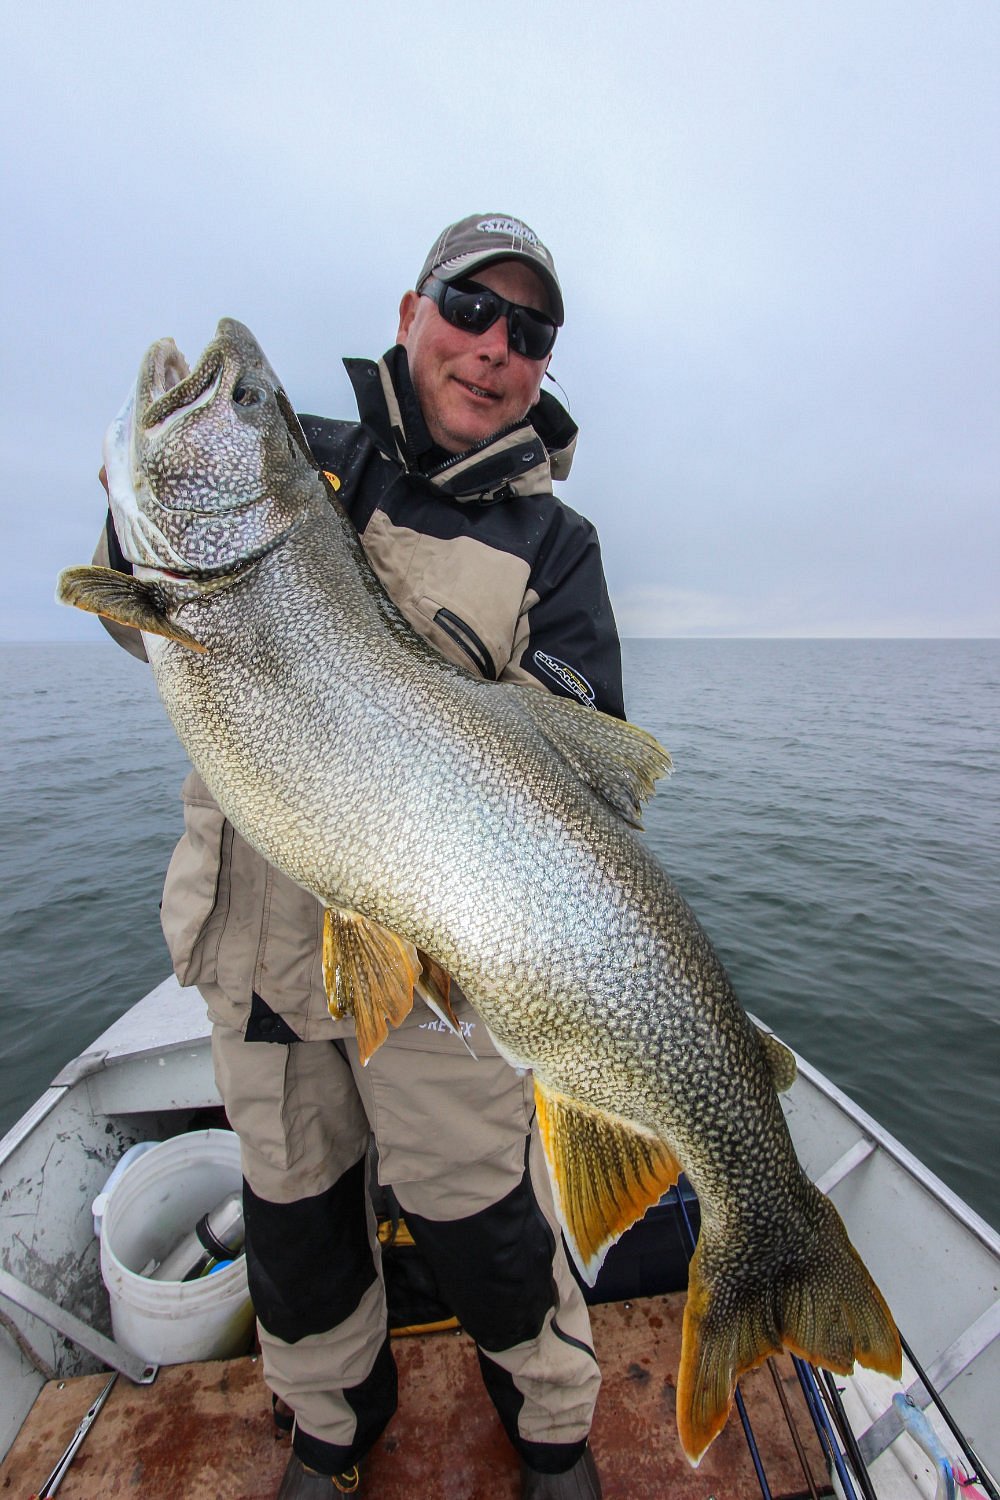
[148,1191,245,1282]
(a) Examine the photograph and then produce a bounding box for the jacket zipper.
[424,420,527,480]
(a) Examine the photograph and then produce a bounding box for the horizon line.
[3,634,998,646]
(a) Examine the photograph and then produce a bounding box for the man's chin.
[435,419,506,457]
[436,386,517,451]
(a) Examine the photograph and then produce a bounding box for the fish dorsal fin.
[754,1027,797,1093]
[56,565,205,651]
[534,1078,682,1284]
[508,686,671,828]
[322,907,420,1065]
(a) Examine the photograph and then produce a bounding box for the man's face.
[396,260,552,455]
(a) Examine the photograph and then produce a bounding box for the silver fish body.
[58,319,900,1463]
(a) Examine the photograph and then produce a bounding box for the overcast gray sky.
[3,1,998,639]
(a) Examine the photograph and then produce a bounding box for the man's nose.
[477,313,510,363]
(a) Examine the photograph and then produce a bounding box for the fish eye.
[232,379,265,407]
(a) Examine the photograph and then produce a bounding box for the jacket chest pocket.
[418,602,499,680]
[360,512,531,681]
[371,523,532,681]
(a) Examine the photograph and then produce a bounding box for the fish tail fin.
[677,1184,901,1466]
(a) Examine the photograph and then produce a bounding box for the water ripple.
[1,640,997,1230]
[626,638,999,1230]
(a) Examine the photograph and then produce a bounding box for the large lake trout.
[58,318,900,1463]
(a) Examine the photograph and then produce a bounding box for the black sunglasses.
[420,275,558,361]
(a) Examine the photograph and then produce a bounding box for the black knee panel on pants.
[403,1148,556,1351]
[244,1156,377,1343]
[476,1347,588,1473]
[293,1335,399,1473]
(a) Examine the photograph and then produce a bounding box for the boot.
[521,1445,602,1499]
[276,1453,361,1496]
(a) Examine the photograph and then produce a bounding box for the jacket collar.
[343,346,578,505]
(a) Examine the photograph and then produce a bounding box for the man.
[98,214,622,1498]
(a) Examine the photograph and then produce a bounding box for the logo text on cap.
[476,218,549,259]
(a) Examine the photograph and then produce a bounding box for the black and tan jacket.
[102,346,624,1037]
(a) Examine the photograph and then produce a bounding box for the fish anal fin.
[754,1026,797,1093]
[675,1188,901,1467]
[56,565,205,652]
[508,684,671,827]
[534,1080,682,1284]
[322,908,420,1065]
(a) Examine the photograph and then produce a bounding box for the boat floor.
[0,1293,831,1498]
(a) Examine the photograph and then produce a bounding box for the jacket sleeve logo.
[533,651,596,707]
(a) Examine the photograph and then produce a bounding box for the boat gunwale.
[791,1047,998,1258]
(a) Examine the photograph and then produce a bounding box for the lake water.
[1,639,997,1230]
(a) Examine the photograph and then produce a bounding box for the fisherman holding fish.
[71,208,899,1495]
[92,215,618,1498]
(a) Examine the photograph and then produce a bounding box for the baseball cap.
[416,213,564,326]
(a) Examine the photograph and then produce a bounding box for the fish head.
[105,318,313,578]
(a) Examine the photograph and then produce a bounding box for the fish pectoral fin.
[754,1026,797,1093]
[56,566,205,652]
[534,1080,682,1284]
[676,1186,901,1468]
[322,907,420,1065]
[508,685,671,827]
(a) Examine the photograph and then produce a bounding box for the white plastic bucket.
[92,1140,160,1238]
[100,1129,254,1365]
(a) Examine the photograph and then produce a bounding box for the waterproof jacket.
[100,346,624,1037]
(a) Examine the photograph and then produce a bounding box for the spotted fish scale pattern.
[59,318,901,1466]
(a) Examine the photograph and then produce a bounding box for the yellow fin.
[534,1080,682,1283]
[509,684,671,828]
[56,566,205,651]
[754,1026,797,1093]
[675,1188,901,1466]
[322,908,419,1065]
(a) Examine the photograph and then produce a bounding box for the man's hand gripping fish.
[58,318,901,1464]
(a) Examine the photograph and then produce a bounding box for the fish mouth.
[105,319,298,579]
[140,339,222,432]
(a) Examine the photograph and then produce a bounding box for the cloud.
[614,586,753,638]
[2,1,998,639]
[612,582,1000,639]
